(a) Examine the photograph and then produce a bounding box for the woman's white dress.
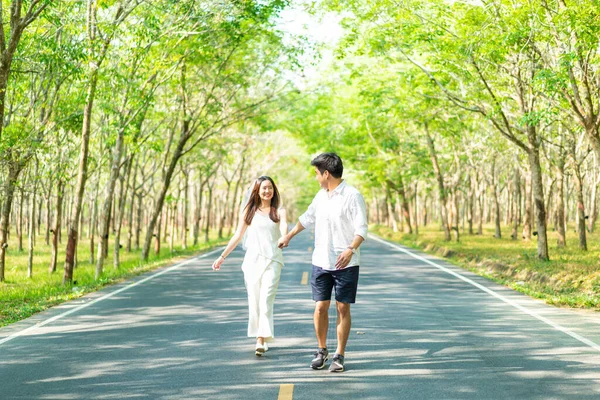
[241,212,283,342]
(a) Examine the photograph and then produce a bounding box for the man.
[278,152,367,372]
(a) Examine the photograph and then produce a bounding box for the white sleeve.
[351,192,368,241]
[299,193,319,229]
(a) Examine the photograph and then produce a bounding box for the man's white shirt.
[299,181,368,270]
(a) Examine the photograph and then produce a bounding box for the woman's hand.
[277,235,290,249]
[212,257,224,271]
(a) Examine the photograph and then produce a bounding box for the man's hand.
[277,235,290,249]
[335,249,353,269]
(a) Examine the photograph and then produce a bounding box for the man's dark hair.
[311,152,343,178]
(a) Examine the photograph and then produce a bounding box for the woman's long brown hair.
[243,176,281,225]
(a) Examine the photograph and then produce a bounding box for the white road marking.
[0,248,222,346]
[369,234,600,353]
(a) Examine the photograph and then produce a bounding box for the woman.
[212,176,287,356]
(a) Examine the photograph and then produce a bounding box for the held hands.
[335,249,353,269]
[212,257,224,271]
[277,235,290,249]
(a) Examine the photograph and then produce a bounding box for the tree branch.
[397,47,482,113]
[22,0,47,28]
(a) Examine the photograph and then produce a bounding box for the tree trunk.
[399,176,413,234]
[45,181,52,245]
[37,195,43,236]
[88,176,100,264]
[413,182,419,235]
[527,130,549,260]
[545,179,555,228]
[373,195,380,225]
[49,181,65,273]
[425,126,450,241]
[193,180,204,246]
[18,187,24,252]
[477,172,483,235]
[205,179,215,243]
[127,158,138,252]
[397,194,404,232]
[511,164,520,240]
[452,188,460,242]
[423,194,428,227]
[588,169,599,233]
[228,156,246,237]
[181,169,189,248]
[64,68,100,284]
[163,203,170,244]
[462,191,467,232]
[96,128,125,279]
[522,166,532,240]
[565,173,571,226]
[136,192,143,250]
[572,158,587,251]
[111,193,117,237]
[114,156,132,268]
[104,198,113,259]
[0,163,24,281]
[28,193,35,278]
[491,158,501,239]
[467,174,474,235]
[505,186,512,227]
[154,208,162,256]
[386,186,398,232]
[28,162,39,278]
[218,179,232,239]
[169,203,176,253]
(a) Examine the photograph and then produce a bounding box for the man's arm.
[278,192,319,249]
[349,234,365,251]
[335,193,368,269]
[334,234,364,269]
[352,192,368,241]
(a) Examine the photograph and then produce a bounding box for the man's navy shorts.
[311,265,359,304]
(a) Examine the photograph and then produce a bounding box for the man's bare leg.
[335,301,351,356]
[314,300,330,348]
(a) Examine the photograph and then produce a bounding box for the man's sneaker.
[310,348,329,369]
[329,354,345,372]
[255,342,268,357]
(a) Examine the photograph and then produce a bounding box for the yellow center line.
[301,272,308,285]
[278,384,294,400]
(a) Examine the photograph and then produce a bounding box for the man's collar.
[329,180,346,194]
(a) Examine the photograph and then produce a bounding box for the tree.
[64,0,141,284]
[0,0,53,281]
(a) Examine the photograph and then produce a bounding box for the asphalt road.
[2,230,600,399]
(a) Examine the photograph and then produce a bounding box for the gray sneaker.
[310,348,329,369]
[329,354,345,372]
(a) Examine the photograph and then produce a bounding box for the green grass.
[371,223,600,310]
[0,230,229,327]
